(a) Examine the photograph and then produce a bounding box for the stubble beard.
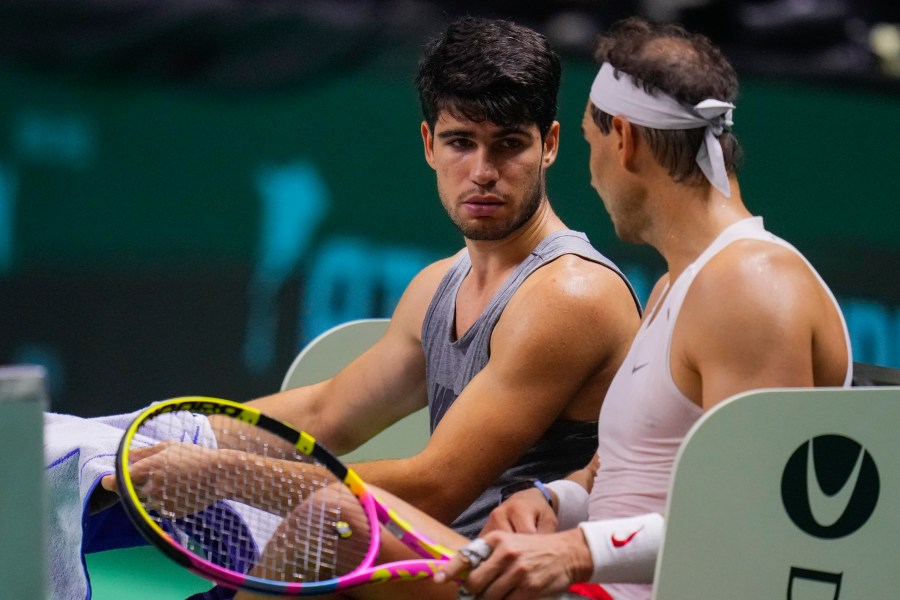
[442,169,545,242]
[607,199,648,245]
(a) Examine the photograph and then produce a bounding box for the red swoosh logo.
[611,528,642,548]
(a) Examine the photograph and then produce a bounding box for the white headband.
[590,62,735,197]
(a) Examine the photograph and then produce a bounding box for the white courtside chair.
[281,318,430,462]
[653,386,900,599]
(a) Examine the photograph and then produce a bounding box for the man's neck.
[649,179,752,281]
[454,202,566,339]
[463,202,566,289]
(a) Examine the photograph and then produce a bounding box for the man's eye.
[498,138,524,149]
[448,138,474,148]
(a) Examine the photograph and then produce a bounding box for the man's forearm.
[351,458,472,525]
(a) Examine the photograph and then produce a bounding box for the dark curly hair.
[591,17,743,185]
[415,17,561,140]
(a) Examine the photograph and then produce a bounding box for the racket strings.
[128,411,374,584]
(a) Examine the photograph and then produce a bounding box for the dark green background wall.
[1,45,898,416]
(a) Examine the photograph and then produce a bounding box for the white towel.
[44,407,217,600]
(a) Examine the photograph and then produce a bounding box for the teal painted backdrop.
[1,46,898,416]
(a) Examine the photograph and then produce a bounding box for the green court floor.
[86,546,210,599]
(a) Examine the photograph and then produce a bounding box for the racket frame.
[115,396,453,596]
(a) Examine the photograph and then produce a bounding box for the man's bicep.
[686,269,816,410]
[698,336,813,410]
[490,263,641,412]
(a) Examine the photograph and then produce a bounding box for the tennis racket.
[115,396,454,596]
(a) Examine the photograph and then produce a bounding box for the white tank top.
[587,217,852,600]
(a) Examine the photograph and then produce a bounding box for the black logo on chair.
[787,567,842,600]
[781,434,879,539]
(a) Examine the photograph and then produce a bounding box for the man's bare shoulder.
[675,239,847,406]
[485,253,640,419]
[497,253,641,358]
[513,253,637,314]
[678,238,833,361]
[690,239,823,313]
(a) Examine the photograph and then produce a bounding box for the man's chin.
[456,221,514,241]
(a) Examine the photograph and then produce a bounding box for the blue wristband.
[533,480,553,507]
[499,479,553,506]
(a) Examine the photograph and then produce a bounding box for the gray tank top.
[421,229,640,537]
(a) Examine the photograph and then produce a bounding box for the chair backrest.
[852,361,900,386]
[0,365,48,600]
[281,318,430,463]
[653,386,900,600]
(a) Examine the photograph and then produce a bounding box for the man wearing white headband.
[433,16,853,600]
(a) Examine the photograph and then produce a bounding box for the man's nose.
[470,148,499,185]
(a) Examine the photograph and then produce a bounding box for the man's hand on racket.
[437,528,593,600]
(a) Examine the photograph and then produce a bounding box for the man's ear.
[542,120,561,167]
[421,121,436,169]
[611,116,638,172]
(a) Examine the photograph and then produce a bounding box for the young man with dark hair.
[243,15,640,540]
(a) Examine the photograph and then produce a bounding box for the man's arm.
[246,258,454,454]
[354,257,641,524]
[672,241,848,411]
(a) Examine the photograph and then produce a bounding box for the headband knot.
[693,99,733,135]
[590,63,736,197]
